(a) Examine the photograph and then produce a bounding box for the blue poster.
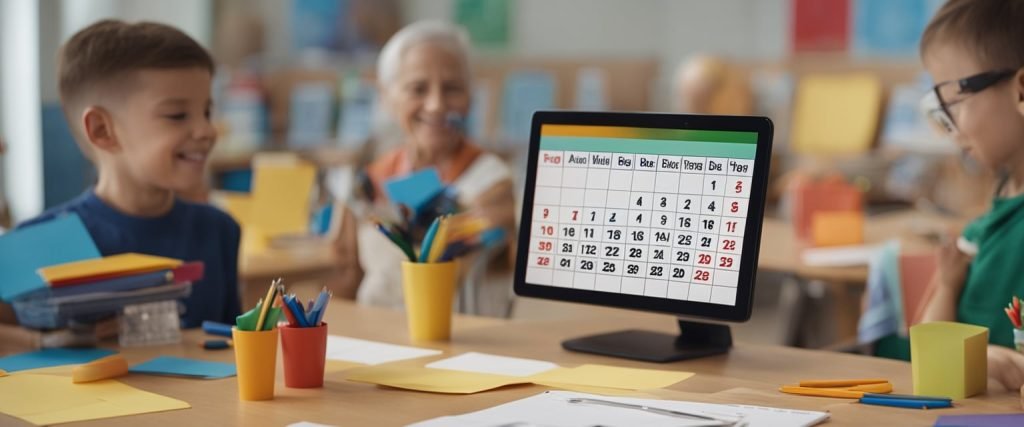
[291,0,347,51]
[852,0,944,57]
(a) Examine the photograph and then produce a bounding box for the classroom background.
[0,0,976,350]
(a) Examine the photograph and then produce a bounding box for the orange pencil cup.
[232,327,278,401]
[280,322,328,388]
[401,261,458,342]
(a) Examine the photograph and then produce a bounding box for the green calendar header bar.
[541,125,758,144]
[540,136,757,159]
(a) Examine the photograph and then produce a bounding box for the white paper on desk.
[407,391,829,427]
[325,336,441,365]
[801,244,882,267]
[288,422,337,427]
[426,352,559,377]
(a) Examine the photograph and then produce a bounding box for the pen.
[859,396,953,409]
[861,393,952,402]
[427,215,450,263]
[419,217,442,263]
[285,294,310,327]
[202,321,233,337]
[308,288,330,327]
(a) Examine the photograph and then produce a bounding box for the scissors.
[779,378,893,399]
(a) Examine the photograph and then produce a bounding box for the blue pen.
[294,296,309,325]
[418,217,442,263]
[284,294,309,327]
[202,321,233,337]
[316,293,331,325]
[862,393,952,402]
[306,290,327,327]
[859,396,953,409]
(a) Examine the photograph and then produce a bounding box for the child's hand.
[988,344,1024,391]
[935,232,972,293]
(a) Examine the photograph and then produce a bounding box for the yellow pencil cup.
[402,261,458,342]
[232,327,278,401]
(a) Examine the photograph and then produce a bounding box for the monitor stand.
[561,318,732,363]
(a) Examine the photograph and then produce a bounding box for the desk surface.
[4,300,1018,427]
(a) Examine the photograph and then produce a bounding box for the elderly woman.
[329,21,516,315]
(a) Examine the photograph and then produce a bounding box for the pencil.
[255,278,280,331]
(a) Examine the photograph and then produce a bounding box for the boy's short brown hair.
[58,20,214,154]
[921,0,1024,69]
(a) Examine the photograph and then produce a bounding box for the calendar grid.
[527,134,755,307]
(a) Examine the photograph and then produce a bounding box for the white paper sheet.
[800,244,881,267]
[407,391,830,427]
[425,352,559,377]
[325,336,441,366]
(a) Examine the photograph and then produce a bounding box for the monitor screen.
[515,112,773,322]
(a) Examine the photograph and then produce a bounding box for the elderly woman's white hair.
[376,21,472,86]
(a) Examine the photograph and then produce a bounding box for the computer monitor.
[514,112,773,362]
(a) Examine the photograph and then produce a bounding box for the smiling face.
[99,67,216,193]
[382,42,470,158]
[924,41,1024,172]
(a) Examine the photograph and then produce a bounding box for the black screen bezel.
[512,111,774,322]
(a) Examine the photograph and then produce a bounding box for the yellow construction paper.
[38,253,182,284]
[910,321,988,399]
[250,154,317,239]
[529,364,694,390]
[344,362,695,395]
[791,73,883,155]
[0,373,190,425]
[811,211,865,247]
[325,360,365,373]
[72,355,128,384]
[345,364,527,394]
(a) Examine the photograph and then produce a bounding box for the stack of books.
[12,253,202,329]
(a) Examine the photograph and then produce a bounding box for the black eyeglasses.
[923,69,1017,134]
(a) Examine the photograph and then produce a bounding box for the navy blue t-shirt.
[18,190,242,328]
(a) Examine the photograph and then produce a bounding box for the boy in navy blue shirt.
[18,20,241,327]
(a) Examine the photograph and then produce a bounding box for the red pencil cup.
[280,322,328,388]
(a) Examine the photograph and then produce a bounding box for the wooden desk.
[5,300,1018,426]
[757,210,951,284]
[757,210,955,345]
[239,240,336,306]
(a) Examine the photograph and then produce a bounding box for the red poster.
[792,0,850,53]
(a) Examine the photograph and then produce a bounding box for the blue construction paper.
[130,356,236,379]
[0,348,115,372]
[383,168,445,213]
[935,414,1024,427]
[0,214,100,301]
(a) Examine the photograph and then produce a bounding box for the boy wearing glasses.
[918,0,1024,391]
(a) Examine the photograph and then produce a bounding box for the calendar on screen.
[523,124,758,307]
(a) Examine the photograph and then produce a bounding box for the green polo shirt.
[875,193,1024,360]
[957,192,1024,348]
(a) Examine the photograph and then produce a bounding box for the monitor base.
[561,319,732,363]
